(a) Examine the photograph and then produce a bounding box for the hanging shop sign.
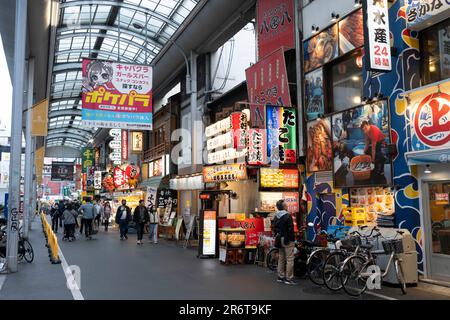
[157,189,178,209]
[205,117,231,138]
[331,100,392,188]
[122,130,128,161]
[250,104,266,128]
[260,168,299,188]
[245,48,291,107]
[406,0,450,30]
[113,164,140,190]
[94,171,102,190]
[203,164,248,183]
[51,162,74,181]
[109,129,122,165]
[257,0,295,60]
[145,186,158,210]
[31,99,48,137]
[202,210,217,256]
[207,148,248,164]
[102,172,115,192]
[81,148,94,173]
[408,80,450,152]
[86,167,95,192]
[363,0,392,72]
[170,175,204,190]
[94,148,101,167]
[266,105,297,164]
[248,129,268,165]
[81,59,153,130]
[207,132,233,151]
[131,131,143,152]
[307,117,333,172]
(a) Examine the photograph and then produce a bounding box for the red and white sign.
[435,193,449,202]
[248,129,268,165]
[257,0,295,60]
[113,167,127,188]
[363,0,392,71]
[122,130,128,161]
[218,218,265,248]
[245,48,291,106]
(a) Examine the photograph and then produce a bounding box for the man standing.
[78,198,95,240]
[115,199,131,240]
[148,205,159,244]
[94,199,103,228]
[272,200,296,285]
[133,200,149,245]
[361,120,385,177]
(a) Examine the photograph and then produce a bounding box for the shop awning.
[405,148,450,165]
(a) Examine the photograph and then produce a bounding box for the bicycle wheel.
[307,249,328,286]
[323,251,346,291]
[22,239,34,263]
[266,248,279,272]
[341,255,370,296]
[394,259,406,295]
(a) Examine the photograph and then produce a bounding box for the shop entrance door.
[423,181,450,283]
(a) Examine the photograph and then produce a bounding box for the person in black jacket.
[272,200,296,285]
[133,200,149,245]
[115,199,132,240]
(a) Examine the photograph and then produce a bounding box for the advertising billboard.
[51,162,74,181]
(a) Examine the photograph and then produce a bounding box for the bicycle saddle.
[359,243,374,250]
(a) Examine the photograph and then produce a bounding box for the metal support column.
[190,51,199,171]
[23,58,35,239]
[6,0,28,273]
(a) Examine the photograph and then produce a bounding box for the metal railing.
[143,142,170,162]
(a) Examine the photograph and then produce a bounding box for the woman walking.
[103,201,112,231]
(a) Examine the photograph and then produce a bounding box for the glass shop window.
[326,49,363,113]
[421,18,450,86]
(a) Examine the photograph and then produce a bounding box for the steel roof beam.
[54,49,135,63]
[49,109,81,118]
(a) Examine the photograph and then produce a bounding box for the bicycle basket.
[340,236,362,249]
[382,239,404,254]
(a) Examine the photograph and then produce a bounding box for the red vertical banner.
[82,173,87,192]
[245,48,292,107]
[122,130,128,161]
[230,112,248,151]
[257,0,295,60]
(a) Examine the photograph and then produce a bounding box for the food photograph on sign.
[259,191,299,213]
[305,68,325,120]
[303,24,339,73]
[349,187,395,226]
[260,168,299,189]
[81,59,153,130]
[307,117,333,172]
[332,100,392,188]
[339,9,364,55]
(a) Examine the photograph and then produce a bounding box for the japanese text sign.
[131,131,143,152]
[81,59,153,130]
[260,168,299,188]
[122,130,128,161]
[266,106,297,164]
[363,0,392,71]
[248,129,268,165]
[203,164,248,183]
[81,148,94,173]
[94,171,102,190]
[245,48,292,107]
[406,0,450,30]
[257,0,295,60]
[146,187,157,210]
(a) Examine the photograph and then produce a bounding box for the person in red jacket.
[361,120,385,176]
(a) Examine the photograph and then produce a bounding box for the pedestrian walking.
[62,203,78,241]
[78,198,95,240]
[115,199,131,240]
[133,200,149,245]
[94,199,103,228]
[102,201,112,231]
[51,203,59,233]
[58,200,66,228]
[272,200,296,285]
[148,205,159,244]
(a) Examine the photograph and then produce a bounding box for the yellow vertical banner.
[35,146,45,184]
[31,99,48,136]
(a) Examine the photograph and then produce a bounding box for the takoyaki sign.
[408,81,450,151]
[81,59,153,130]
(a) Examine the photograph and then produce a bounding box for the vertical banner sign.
[31,99,48,136]
[94,171,102,190]
[245,48,292,107]
[248,129,268,165]
[131,131,143,152]
[94,148,101,167]
[81,59,153,130]
[108,129,122,165]
[82,173,87,192]
[230,112,248,150]
[363,0,392,71]
[122,130,128,161]
[81,148,94,173]
[257,0,295,59]
[266,106,297,164]
[146,187,158,210]
[86,167,95,192]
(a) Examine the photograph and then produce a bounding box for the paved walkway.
[0,219,449,300]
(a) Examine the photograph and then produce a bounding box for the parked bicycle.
[340,230,406,296]
[0,225,34,263]
[322,226,381,291]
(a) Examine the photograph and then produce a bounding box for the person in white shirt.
[115,199,131,240]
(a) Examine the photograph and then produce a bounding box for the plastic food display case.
[219,228,246,264]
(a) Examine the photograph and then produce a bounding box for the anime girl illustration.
[82,60,114,93]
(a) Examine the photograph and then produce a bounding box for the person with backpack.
[78,198,95,240]
[272,199,296,285]
[51,203,60,233]
[115,199,132,240]
[133,200,149,245]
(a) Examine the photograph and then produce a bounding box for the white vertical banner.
[108,129,122,165]
[146,187,157,210]
[94,171,102,190]
[363,0,392,71]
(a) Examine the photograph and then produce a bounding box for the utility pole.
[23,58,35,239]
[6,0,28,273]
